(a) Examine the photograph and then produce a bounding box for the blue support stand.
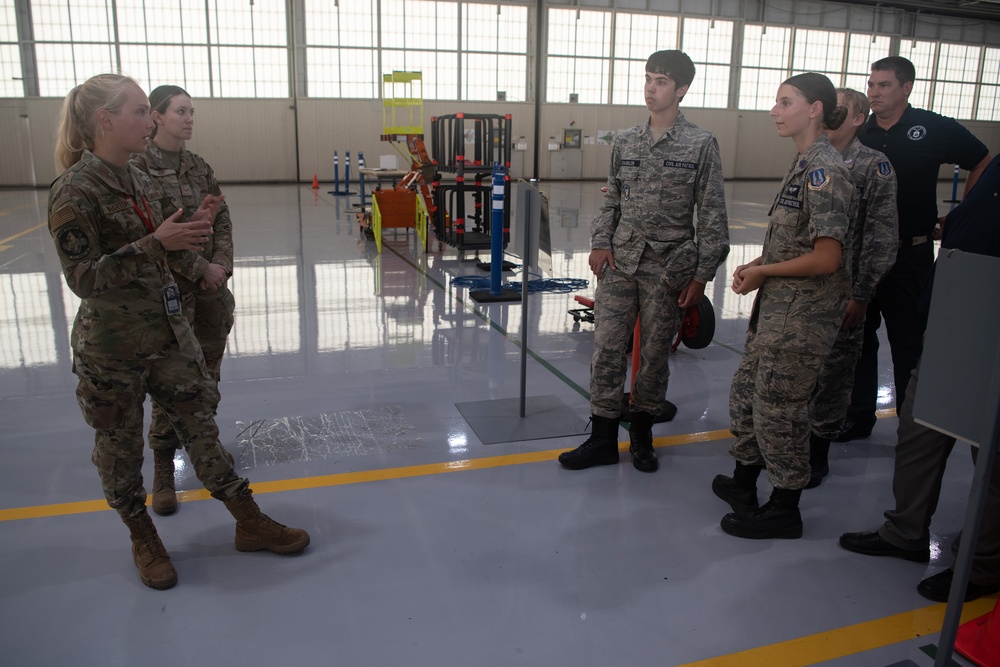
[470,163,520,303]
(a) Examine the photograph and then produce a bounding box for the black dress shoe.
[839,530,929,562]
[833,419,874,443]
[917,569,1000,603]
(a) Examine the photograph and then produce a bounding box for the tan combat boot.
[223,490,310,554]
[151,448,178,515]
[122,510,178,590]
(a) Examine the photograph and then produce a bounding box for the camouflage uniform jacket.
[131,141,232,293]
[839,138,898,304]
[591,114,729,282]
[48,150,195,359]
[757,134,855,353]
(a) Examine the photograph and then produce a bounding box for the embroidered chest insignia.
[785,184,801,197]
[877,161,893,178]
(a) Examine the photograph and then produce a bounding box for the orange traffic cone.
[956,596,1000,666]
[311,173,319,189]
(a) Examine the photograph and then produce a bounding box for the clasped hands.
[152,195,228,291]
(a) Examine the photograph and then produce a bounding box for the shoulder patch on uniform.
[56,226,92,260]
[876,161,893,178]
[48,206,77,232]
[807,168,830,190]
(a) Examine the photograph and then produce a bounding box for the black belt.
[899,235,929,247]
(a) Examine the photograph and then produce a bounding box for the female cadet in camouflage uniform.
[48,74,309,590]
[712,73,855,539]
[131,85,236,516]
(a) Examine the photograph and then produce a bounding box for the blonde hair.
[54,73,139,171]
[836,87,870,138]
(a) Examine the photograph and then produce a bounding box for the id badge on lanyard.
[161,284,181,315]
[131,195,181,317]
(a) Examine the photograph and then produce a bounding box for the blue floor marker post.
[329,150,356,196]
[944,164,961,205]
[470,162,519,303]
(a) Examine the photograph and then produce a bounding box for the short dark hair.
[871,56,915,86]
[645,50,695,89]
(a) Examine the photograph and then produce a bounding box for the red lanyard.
[130,196,155,233]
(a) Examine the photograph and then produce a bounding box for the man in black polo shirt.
[836,55,991,442]
[839,153,1000,602]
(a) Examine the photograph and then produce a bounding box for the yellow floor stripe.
[0,429,734,522]
[0,411,902,523]
[1,419,977,666]
[677,597,997,667]
[0,222,47,251]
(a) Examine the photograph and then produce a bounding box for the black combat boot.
[721,487,803,539]
[805,433,831,489]
[712,462,762,513]
[557,415,620,470]
[628,411,657,472]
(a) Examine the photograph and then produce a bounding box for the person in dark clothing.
[837,56,990,442]
[839,153,1000,603]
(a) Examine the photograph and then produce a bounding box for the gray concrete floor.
[0,180,990,667]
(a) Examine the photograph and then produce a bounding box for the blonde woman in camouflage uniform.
[713,73,855,539]
[558,51,729,473]
[131,85,236,515]
[49,74,309,590]
[805,88,898,488]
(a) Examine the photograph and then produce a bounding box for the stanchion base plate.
[470,288,521,303]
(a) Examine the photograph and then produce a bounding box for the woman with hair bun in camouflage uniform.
[130,85,236,516]
[48,73,309,590]
[712,72,856,540]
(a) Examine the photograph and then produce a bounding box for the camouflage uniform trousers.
[590,244,696,418]
[148,285,236,452]
[74,344,247,519]
[729,326,830,490]
[808,321,865,440]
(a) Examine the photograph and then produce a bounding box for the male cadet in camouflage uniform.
[132,127,236,515]
[806,88,898,488]
[558,50,729,473]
